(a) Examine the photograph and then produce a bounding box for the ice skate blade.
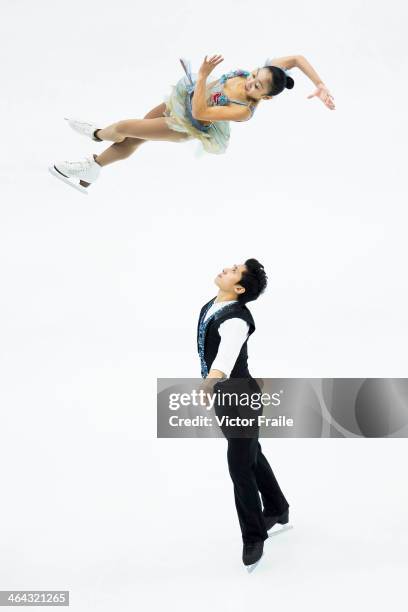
[48,165,88,195]
[268,524,293,538]
[245,554,263,573]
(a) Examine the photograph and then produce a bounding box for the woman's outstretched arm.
[265,55,297,70]
[267,55,323,86]
[298,55,325,87]
[296,55,335,109]
[267,55,335,109]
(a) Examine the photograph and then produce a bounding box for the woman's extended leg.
[95,103,174,168]
[51,103,192,192]
[95,115,190,145]
[78,103,190,188]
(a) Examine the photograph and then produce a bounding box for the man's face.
[214,263,247,297]
[245,67,273,100]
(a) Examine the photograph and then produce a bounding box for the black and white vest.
[197,297,255,378]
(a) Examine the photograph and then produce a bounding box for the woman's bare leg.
[95,103,169,168]
[80,103,190,187]
[95,116,190,145]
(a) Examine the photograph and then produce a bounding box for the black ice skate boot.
[242,540,264,566]
[263,508,289,531]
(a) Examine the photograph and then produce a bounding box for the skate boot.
[64,118,102,141]
[242,540,264,567]
[48,155,101,194]
[263,508,289,531]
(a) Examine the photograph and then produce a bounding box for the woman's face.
[245,67,272,100]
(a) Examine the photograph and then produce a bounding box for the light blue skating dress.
[163,59,257,155]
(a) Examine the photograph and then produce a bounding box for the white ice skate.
[64,117,102,141]
[48,155,101,194]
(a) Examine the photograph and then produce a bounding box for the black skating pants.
[226,437,289,543]
[214,377,289,544]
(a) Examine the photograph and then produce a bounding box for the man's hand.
[199,378,216,407]
[199,370,226,407]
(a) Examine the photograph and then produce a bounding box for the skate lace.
[66,157,93,176]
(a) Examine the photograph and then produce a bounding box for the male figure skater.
[198,259,290,566]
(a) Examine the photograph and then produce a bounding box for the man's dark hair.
[237,258,268,304]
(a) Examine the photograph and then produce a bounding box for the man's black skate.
[242,540,264,566]
[263,508,289,531]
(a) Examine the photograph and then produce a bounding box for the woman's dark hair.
[237,259,268,304]
[264,65,295,96]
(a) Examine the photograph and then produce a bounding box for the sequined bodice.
[207,70,254,110]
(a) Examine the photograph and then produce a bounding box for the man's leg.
[227,437,268,543]
[254,442,289,516]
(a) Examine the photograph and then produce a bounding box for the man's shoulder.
[217,302,255,326]
[233,303,255,330]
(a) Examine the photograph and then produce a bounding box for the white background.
[1,0,407,609]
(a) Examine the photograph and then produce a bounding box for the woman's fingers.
[200,54,223,75]
[208,54,223,63]
[306,85,335,108]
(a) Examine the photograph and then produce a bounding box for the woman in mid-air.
[49,54,335,194]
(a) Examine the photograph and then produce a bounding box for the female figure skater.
[49,54,335,194]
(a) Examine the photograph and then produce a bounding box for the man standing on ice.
[197,259,290,567]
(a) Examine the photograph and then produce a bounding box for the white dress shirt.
[203,300,250,377]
